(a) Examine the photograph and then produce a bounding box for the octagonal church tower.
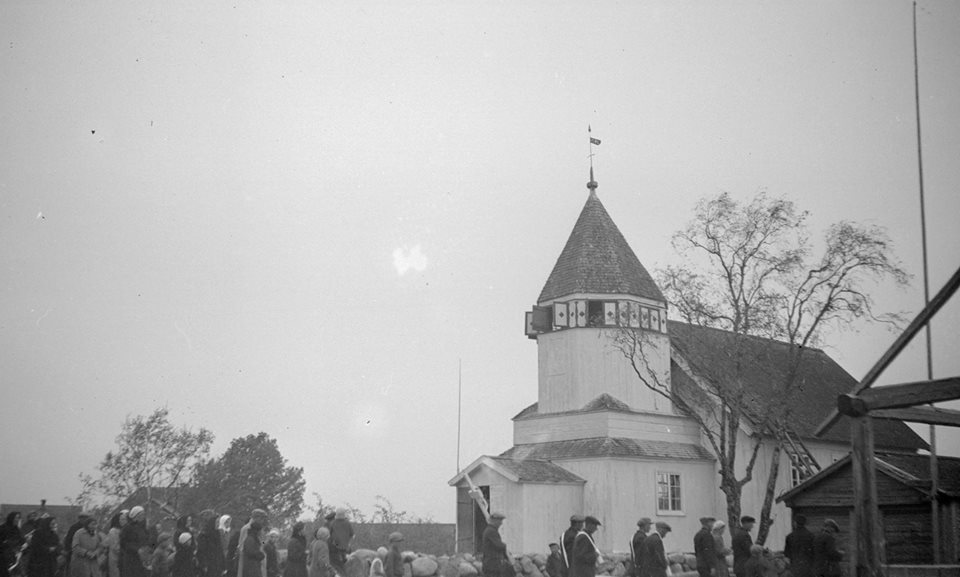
[451,176,717,555]
[526,178,671,414]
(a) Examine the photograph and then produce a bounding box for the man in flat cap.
[641,522,671,577]
[784,515,815,577]
[812,520,843,577]
[482,513,509,577]
[560,515,584,577]
[693,517,715,577]
[570,517,601,577]
[631,518,651,577]
[732,516,755,577]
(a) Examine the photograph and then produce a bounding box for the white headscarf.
[218,515,232,532]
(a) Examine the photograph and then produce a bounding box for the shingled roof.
[486,456,586,484]
[501,437,714,461]
[668,321,927,451]
[538,191,664,304]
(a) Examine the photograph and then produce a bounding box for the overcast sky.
[2,0,959,524]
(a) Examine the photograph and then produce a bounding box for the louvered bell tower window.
[525,298,666,338]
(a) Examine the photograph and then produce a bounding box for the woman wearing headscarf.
[282,524,305,577]
[240,524,263,577]
[172,517,195,577]
[120,508,150,577]
[216,518,231,564]
[262,532,278,577]
[103,513,125,577]
[195,512,223,577]
[26,517,61,577]
[71,516,102,577]
[305,528,330,577]
[711,521,731,577]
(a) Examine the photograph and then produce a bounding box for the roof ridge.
[667,320,828,354]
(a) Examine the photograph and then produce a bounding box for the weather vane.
[587,125,601,191]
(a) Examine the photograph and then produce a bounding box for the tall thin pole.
[912,1,940,562]
[457,358,462,474]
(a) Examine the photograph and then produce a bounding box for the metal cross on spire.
[587,125,601,191]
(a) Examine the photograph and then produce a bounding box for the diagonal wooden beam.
[816,265,960,436]
[871,406,960,428]
[836,376,960,416]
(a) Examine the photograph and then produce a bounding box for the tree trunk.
[756,444,782,545]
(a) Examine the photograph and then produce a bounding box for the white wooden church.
[449,176,925,554]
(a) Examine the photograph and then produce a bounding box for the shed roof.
[500,436,714,461]
[778,452,960,503]
[448,455,585,486]
[669,321,927,451]
[538,191,664,304]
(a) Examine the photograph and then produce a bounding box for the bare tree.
[617,191,908,543]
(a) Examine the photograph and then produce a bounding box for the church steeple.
[537,191,665,305]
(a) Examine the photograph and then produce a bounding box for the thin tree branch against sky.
[1,1,958,522]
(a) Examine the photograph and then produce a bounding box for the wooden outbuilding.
[779,452,960,564]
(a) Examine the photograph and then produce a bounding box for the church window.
[656,472,682,513]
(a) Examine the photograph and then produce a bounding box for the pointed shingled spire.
[538,191,665,304]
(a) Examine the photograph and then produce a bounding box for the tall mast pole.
[912,1,939,562]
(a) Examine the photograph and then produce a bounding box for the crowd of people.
[0,508,408,577]
[482,512,845,577]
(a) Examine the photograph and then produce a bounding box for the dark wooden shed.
[778,452,960,564]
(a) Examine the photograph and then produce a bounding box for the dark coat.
[545,552,563,577]
[224,531,240,577]
[639,534,666,577]
[731,529,753,577]
[240,535,264,577]
[26,519,61,577]
[263,543,278,577]
[120,522,150,577]
[784,527,815,577]
[560,528,578,577]
[692,528,714,577]
[630,531,646,577]
[172,537,196,577]
[742,557,763,577]
[569,532,598,577]
[1,514,26,577]
[196,523,224,577]
[282,537,306,577]
[812,531,842,577]
[384,548,403,577]
[480,526,507,577]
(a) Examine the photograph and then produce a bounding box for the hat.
[129,506,145,521]
[636,518,651,528]
[699,517,715,525]
[655,521,671,532]
[490,512,506,520]
[823,519,839,532]
[548,543,559,548]
[324,512,336,521]
[78,511,92,518]
[570,514,584,523]
[584,516,601,526]
[335,508,349,520]
[388,531,404,542]
[179,533,192,545]
[740,516,756,524]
